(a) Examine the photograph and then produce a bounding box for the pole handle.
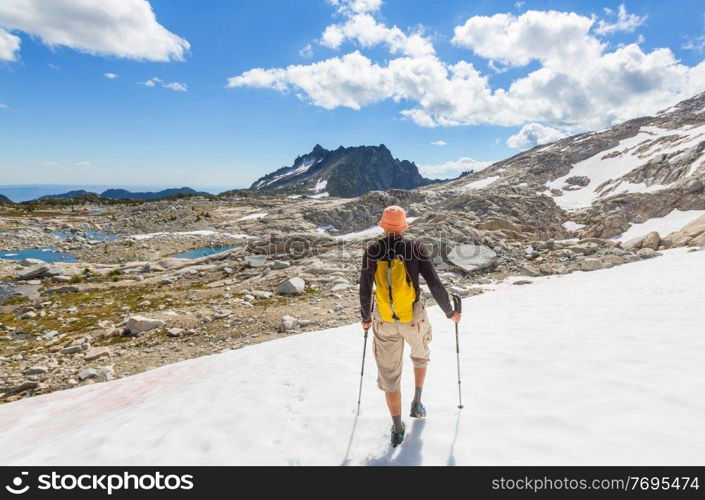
[452,293,462,314]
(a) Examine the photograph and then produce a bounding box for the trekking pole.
[452,294,464,409]
[356,325,369,416]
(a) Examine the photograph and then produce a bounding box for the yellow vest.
[374,257,416,323]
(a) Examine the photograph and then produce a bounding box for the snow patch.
[462,176,499,191]
[614,209,705,242]
[547,124,705,210]
[310,179,328,193]
[1,249,704,465]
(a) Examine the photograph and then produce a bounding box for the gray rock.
[446,244,497,272]
[24,365,48,375]
[41,285,80,295]
[579,258,603,272]
[245,254,268,268]
[637,248,660,259]
[565,175,590,187]
[276,277,306,295]
[18,265,50,280]
[280,315,298,332]
[61,345,83,355]
[19,311,37,320]
[78,368,99,381]
[167,328,184,337]
[84,347,111,361]
[641,231,661,251]
[125,316,165,335]
[601,255,625,268]
[13,381,38,393]
[251,290,273,299]
[272,260,291,270]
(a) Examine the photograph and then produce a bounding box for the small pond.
[53,230,117,241]
[171,246,237,259]
[0,248,78,263]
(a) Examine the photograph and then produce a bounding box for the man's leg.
[402,304,432,416]
[385,390,404,433]
[372,319,404,433]
[413,367,426,404]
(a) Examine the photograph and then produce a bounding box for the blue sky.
[1,0,705,192]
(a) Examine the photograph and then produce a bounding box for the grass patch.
[2,296,29,306]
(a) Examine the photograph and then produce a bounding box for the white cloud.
[299,43,313,58]
[227,51,390,109]
[0,103,7,109]
[0,28,20,61]
[0,0,189,62]
[140,77,186,92]
[163,81,187,92]
[227,4,705,134]
[41,161,59,167]
[452,11,603,69]
[431,140,447,146]
[683,15,705,53]
[104,72,119,79]
[321,12,434,57]
[47,63,60,69]
[507,123,568,149]
[327,0,382,15]
[75,161,92,167]
[419,157,492,179]
[594,4,647,36]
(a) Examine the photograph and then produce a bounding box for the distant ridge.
[37,187,208,202]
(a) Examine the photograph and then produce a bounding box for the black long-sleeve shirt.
[359,235,454,323]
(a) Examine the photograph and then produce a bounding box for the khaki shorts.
[372,302,432,392]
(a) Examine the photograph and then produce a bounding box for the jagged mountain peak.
[251,144,434,197]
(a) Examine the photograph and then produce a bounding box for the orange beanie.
[378,205,409,232]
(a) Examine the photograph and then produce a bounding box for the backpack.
[374,254,416,323]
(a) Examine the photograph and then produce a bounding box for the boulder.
[600,255,625,268]
[637,248,660,259]
[167,328,184,337]
[579,258,603,272]
[41,285,80,295]
[245,254,268,268]
[78,368,99,381]
[61,345,83,355]
[272,260,291,270]
[446,244,497,272]
[279,315,298,332]
[276,277,306,295]
[565,175,590,187]
[667,215,705,247]
[24,366,48,375]
[125,316,165,335]
[641,231,661,251]
[84,347,111,361]
[18,265,50,280]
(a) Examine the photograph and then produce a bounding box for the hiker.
[359,205,461,447]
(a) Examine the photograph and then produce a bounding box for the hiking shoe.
[390,422,405,448]
[410,401,426,418]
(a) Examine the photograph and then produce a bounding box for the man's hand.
[362,321,372,331]
[450,312,461,323]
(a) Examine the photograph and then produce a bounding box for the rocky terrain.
[2,92,705,405]
[251,144,435,197]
